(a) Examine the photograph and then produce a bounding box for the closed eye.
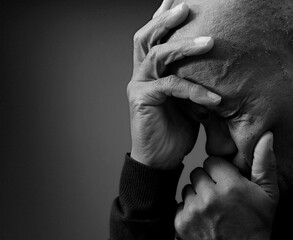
[225,112,242,121]
[221,109,249,125]
[220,108,242,120]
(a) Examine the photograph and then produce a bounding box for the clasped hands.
[127,0,279,239]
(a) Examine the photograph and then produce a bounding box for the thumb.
[251,132,279,201]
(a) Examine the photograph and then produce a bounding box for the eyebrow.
[218,107,241,119]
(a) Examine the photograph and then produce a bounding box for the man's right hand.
[175,132,279,240]
[128,0,222,170]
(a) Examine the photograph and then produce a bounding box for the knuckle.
[152,11,159,19]
[157,13,167,23]
[192,193,218,216]
[187,201,200,218]
[156,14,168,29]
[201,189,218,207]
[130,97,147,115]
[151,12,166,28]
[221,184,238,197]
[126,81,137,99]
[148,45,160,61]
[165,75,180,88]
[133,30,143,45]
[174,204,186,234]
[219,180,244,198]
[152,75,179,92]
[162,75,180,96]
[126,81,133,96]
[174,215,185,235]
[175,210,195,237]
[189,83,201,95]
[203,156,218,170]
[126,82,145,110]
[152,78,162,91]
[190,167,202,181]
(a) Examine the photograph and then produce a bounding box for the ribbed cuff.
[119,153,184,219]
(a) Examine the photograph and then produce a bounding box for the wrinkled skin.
[163,0,293,238]
[166,0,293,197]
[175,132,279,240]
[127,0,293,238]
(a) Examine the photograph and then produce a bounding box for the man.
[110,0,293,239]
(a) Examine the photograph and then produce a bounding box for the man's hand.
[175,132,279,240]
[128,0,222,170]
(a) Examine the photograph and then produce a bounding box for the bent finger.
[181,184,196,200]
[133,2,189,67]
[190,167,215,194]
[203,157,242,184]
[138,36,214,79]
[134,75,221,106]
[153,0,175,19]
[251,132,279,201]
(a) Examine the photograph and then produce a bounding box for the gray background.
[0,0,207,239]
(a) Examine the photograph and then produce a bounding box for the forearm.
[109,154,183,240]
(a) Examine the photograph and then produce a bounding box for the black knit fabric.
[110,153,183,240]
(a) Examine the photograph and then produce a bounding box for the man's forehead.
[166,0,248,94]
[169,0,240,41]
[166,0,285,98]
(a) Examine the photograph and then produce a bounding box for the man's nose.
[203,115,238,158]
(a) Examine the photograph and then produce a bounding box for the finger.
[190,167,215,194]
[176,185,197,238]
[133,2,189,67]
[251,132,279,201]
[133,75,221,106]
[153,0,175,19]
[138,36,214,79]
[181,184,196,199]
[181,184,196,208]
[203,157,242,184]
[174,202,185,237]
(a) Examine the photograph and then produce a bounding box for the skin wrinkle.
[165,0,293,92]
[163,0,293,200]
[165,0,293,112]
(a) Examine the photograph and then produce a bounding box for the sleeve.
[109,153,184,240]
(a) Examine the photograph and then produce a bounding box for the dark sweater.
[110,154,183,240]
[110,155,293,240]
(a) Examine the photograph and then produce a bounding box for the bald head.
[162,0,293,197]
[166,0,293,98]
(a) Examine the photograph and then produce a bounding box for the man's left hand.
[175,132,279,240]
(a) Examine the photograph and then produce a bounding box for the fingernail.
[171,2,184,13]
[194,36,214,47]
[207,91,221,103]
[269,133,274,151]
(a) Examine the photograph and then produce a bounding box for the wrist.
[130,149,183,170]
[119,154,184,218]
